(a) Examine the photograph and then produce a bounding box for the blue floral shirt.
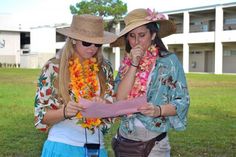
[115,51,190,133]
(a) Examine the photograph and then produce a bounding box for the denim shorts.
[41,140,108,157]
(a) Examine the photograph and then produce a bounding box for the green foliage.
[0,69,236,157]
[70,0,127,31]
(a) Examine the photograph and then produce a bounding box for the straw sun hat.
[111,8,176,47]
[57,14,117,44]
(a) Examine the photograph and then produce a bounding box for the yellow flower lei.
[69,57,101,132]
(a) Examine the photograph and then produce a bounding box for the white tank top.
[48,76,104,147]
[47,119,105,147]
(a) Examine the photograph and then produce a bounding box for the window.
[224,50,236,56]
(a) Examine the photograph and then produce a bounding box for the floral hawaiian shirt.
[34,57,114,134]
[115,51,190,133]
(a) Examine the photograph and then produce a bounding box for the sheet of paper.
[80,96,147,118]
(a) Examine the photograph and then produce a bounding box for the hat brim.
[110,19,176,47]
[57,27,117,44]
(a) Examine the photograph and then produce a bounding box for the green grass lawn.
[0,68,235,157]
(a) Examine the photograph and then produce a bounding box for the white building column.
[113,47,120,71]
[16,49,20,67]
[215,6,223,74]
[113,22,121,71]
[183,43,189,73]
[183,11,190,73]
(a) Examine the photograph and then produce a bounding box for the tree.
[70,0,127,31]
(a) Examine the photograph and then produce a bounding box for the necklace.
[69,57,101,132]
[119,45,159,98]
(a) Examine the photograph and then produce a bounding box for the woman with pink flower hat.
[111,8,190,157]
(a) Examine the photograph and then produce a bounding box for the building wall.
[175,51,183,65]
[0,31,20,65]
[205,51,214,73]
[20,26,57,68]
[30,27,56,54]
[223,47,236,73]
[189,51,205,72]
[223,56,236,73]
[20,54,38,68]
[20,53,55,68]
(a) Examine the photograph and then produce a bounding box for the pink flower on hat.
[145,8,167,21]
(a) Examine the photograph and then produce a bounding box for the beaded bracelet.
[156,105,162,117]
[63,105,71,120]
[131,62,138,68]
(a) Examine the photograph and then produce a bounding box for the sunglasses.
[82,41,102,48]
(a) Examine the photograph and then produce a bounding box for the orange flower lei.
[69,57,101,132]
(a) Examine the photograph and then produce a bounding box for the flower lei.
[69,57,101,132]
[119,45,159,99]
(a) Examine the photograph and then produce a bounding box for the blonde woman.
[34,14,117,157]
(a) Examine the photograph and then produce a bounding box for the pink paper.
[80,96,147,118]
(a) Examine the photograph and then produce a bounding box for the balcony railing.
[189,24,215,33]
[223,24,236,30]
[190,25,207,32]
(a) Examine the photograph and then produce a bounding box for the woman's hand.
[130,45,145,66]
[138,103,161,117]
[64,101,86,118]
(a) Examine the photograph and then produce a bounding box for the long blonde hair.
[58,38,106,104]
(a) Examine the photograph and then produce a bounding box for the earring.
[72,40,76,45]
[151,39,156,46]
[151,33,157,45]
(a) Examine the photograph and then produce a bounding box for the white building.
[21,25,57,68]
[0,14,30,68]
[0,16,114,69]
[113,2,236,74]
[164,2,236,74]
[1,2,236,74]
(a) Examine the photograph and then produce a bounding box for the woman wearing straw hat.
[111,8,190,157]
[34,14,117,157]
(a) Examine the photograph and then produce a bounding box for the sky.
[0,0,236,28]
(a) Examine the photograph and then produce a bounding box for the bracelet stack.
[156,105,162,117]
[63,105,71,120]
[131,62,139,68]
